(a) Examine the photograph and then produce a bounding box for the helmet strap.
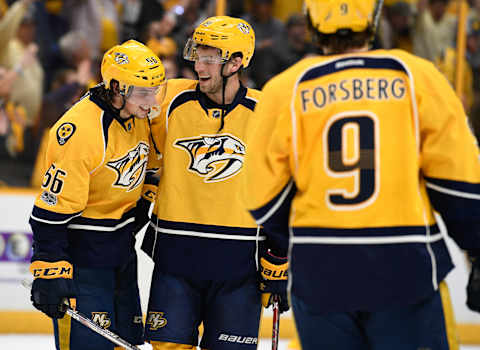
[217,64,237,133]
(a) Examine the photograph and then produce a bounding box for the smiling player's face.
[194,46,225,95]
[123,86,160,119]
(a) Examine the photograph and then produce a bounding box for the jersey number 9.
[324,112,379,211]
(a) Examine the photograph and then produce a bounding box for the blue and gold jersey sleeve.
[416,59,480,250]
[29,99,106,260]
[244,72,299,254]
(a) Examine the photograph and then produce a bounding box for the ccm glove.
[30,260,76,319]
[467,256,480,313]
[259,248,289,313]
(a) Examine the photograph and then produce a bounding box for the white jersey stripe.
[292,232,444,245]
[68,217,135,231]
[30,212,83,225]
[256,180,294,225]
[151,222,266,241]
[426,182,480,200]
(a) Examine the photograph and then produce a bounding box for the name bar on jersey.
[300,56,408,83]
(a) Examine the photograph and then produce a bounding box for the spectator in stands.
[61,0,102,59]
[121,0,143,40]
[162,56,180,79]
[59,31,92,69]
[0,0,44,128]
[0,45,38,187]
[30,65,88,188]
[144,15,177,59]
[467,17,480,94]
[172,0,211,79]
[243,0,286,88]
[269,13,314,76]
[413,0,457,62]
[380,0,414,52]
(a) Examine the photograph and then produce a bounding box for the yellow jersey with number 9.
[245,49,480,312]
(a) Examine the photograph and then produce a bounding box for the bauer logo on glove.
[260,257,288,280]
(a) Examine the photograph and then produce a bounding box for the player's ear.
[110,80,120,96]
[228,56,243,74]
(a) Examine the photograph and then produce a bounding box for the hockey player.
[140,16,276,350]
[28,40,166,350]
[244,0,480,349]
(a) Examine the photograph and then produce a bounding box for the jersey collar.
[89,86,136,132]
[196,83,248,118]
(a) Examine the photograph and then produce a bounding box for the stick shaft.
[271,295,280,350]
[22,279,141,350]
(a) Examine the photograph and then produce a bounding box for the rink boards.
[0,189,479,343]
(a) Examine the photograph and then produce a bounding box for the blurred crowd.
[0,0,479,187]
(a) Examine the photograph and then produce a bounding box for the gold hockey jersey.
[29,86,157,268]
[245,50,480,311]
[142,79,263,280]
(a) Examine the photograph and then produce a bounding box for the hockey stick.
[22,280,142,350]
[271,294,280,350]
[373,0,385,32]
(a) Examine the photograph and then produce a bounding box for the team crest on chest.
[106,142,149,191]
[174,134,246,183]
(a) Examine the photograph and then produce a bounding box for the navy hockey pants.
[145,268,262,350]
[291,281,458,350]
[52,254,144,350]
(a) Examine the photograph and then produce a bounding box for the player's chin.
[134,107,150,119]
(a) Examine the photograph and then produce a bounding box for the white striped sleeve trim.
[153,225,266,241]
[67,217,135,232]
[291,232,444,245]
[30,212,83,225]
[256,180,294,225]
[426,182,480,200]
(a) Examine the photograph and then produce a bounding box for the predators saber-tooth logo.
[91,312,111,329]
[107,142,149,191]
[174,134,246,183]
[146,312,167,330]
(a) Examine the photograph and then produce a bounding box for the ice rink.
[1,335,287,349]
[0,335,480,350]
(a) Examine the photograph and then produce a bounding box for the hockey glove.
[134,197,152,234]
[259,248,289,313]
[30,260,76,319]
[467,255,480,313]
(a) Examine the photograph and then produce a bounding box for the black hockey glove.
[30,260,76,319]
[259,247,289,313]
[134,197,152,234]
[467,255,480,313]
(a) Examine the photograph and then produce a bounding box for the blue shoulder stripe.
[249,180,296,255]
[167,90,197,118]
[249,180,296,225]
[425,176,480,249]
[240,96,256,111]
[425,176,480,199]
[30,206,82,224]
[300,56,408,83]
